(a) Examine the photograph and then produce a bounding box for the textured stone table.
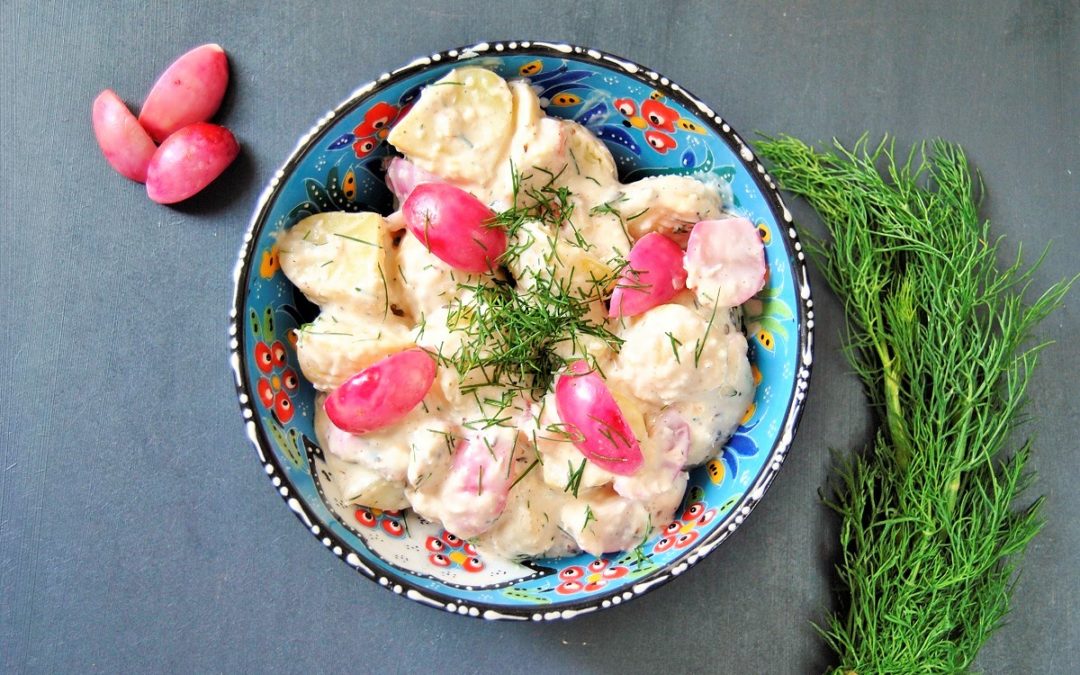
[2,1,1076,672]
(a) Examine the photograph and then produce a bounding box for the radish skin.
[609,232,687,318]
[324,348,436,435]
[402,183,505,273]
[139,43,230,143]
[91,89,157,182]
[554,361,644,476]
[684,218,767,307]
[145,122,239,204]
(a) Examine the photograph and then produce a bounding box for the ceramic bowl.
[230,41,812,620]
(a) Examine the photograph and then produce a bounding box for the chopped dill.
[665,331,683,363]
[582,504,596,532]
[564,458,587,497]
[508,458,540,492]
[332,232,379,247]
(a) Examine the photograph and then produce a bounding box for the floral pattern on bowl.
[230,41,813,620]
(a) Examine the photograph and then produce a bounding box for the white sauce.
[279,67,755,560]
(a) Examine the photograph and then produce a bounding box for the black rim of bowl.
[229,40,814,621]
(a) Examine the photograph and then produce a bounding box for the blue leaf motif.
[576,102,608,126]
[594,125,641,155]
[327,133,355,151]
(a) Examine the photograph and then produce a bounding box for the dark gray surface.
[2,1,1077,672]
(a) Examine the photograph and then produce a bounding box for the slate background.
[2,1,1077,672]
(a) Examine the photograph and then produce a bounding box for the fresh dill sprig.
[757,134,1075,674]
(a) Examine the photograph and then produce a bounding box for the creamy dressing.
[279,67,755,560]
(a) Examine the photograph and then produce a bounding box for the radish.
[145,122,239,204]
[386,157,442,203]
[554,361,644,476]
[324,348,436,435]
[609,232,687,318]
[138,44,229,143]
[91,90,157,182]
[684,217,767,306]
[402,183,505,273]
[437,432,515,537]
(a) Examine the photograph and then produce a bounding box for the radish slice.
[138,43,229,143]
[324,348,436,434]
[436,432,515,538]
[554,361,644,476]
[145,122,239,204]
[402,183,505,273]
[684,217,767,306]
[91,89,157,182]
[386,157,442,203]
[609,232,687,318]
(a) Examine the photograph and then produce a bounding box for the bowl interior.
[232,43,809,619]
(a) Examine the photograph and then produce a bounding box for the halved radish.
[402,182,505,273]
[609,232,687,318]
[423,430,516,539]
[324,348,436,434]
[684,217,767,306]
[554,361,644,476]
[386,157,442,203]
[139,44,229,143]
[145,122,239,204]
[91,89,157,182]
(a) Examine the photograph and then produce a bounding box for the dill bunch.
[757,135,1074,674]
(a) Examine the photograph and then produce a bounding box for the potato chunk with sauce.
[278,212,395,316]
[387,67,514,186]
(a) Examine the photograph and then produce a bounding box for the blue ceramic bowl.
[230,41,812,620]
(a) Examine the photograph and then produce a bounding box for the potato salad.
[278,67,766,560]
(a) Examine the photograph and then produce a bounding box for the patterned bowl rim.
[229,40,814,621]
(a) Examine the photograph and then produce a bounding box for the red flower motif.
[653,501,717,554]
[425,531,484,572]
[555,558,629,595]
[351,101,403,158]
[354,508,407,538]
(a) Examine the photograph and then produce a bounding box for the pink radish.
[138,43,230,143]
[324,348,436,434]
[613,408,689,500]
[402,183,505,273]
[609,232,687,318]
[386,157,442,203]
[684,217,767,306]
[437,432,515,538]
[91,89,157,182]
[554,361,644,476]
[145,122,239,204]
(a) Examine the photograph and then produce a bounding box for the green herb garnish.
[758,134,1075,674]
[332,232,379,247]
[564,458,587,497]
[581,505,596,532]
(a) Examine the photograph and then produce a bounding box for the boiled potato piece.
[278,211,395,315]
[563,121,618,189]
[617,175,724,243]
[314,401,409,510]
[507,220,616,300]
[388,67,513,186]
[395,231,492,321]
[323,450,409,510]
[296,312,414,391]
